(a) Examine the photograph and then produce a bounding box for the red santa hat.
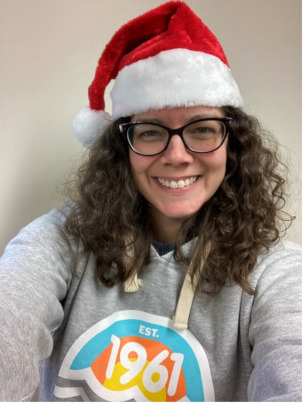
[73,1,243,148]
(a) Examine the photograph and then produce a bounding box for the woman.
[0,1,301,401]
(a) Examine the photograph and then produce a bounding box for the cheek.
[199,147,227,174]
[128,151,152,187]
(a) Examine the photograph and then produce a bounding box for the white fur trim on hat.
[73,107,113,148]
[111,48,243,119]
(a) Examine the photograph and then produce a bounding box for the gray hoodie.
[0,205,301,401]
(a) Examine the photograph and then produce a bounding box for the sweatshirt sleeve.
[247,243,302,402]
[0,207,75,401]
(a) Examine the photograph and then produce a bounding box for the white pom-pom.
[73,107,113,148]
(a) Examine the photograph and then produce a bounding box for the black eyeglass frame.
[119,117,233,156]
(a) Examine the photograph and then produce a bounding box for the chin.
[159,205,201,221]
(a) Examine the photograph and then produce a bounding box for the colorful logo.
[54,311,214,401]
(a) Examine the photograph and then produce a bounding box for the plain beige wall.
[0,0,301,255]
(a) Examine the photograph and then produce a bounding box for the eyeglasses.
[119,117,232,156]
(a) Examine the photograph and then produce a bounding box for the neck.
[149,208,185,244]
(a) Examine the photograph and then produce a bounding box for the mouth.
[156,176,198,189]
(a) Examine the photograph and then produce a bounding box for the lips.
[156,176,198,189]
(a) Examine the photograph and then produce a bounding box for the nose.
[160,134,193,165]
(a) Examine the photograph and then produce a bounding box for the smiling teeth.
[157,177,197,189]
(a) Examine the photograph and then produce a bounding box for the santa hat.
[73,1,243,148]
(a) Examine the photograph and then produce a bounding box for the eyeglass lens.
[127,120,226,155]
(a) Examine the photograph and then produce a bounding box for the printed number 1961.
[106,335,184,396]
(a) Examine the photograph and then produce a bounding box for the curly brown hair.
[64,107,293,295]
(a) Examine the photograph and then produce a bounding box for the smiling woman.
[0,1,301,402]
[127,106,228,243]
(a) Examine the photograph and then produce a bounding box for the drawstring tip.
[124,273,143,293]
[172,316,188,330]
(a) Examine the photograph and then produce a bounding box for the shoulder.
[1,201,79,259]
[248,240,301,290]
[246,240,301,323]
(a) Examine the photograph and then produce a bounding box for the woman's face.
[129,106,228,241]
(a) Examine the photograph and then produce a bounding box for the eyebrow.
[188,114,224,122]
[133,114,225,125]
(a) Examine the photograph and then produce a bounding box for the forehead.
[131,105,225,124]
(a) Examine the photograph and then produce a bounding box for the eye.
[132,125,167,142]
[186,126,215,140]
[190,123,216,134]
[185,121,222,139]
[139,130,161,138]
[193,126,214,134]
